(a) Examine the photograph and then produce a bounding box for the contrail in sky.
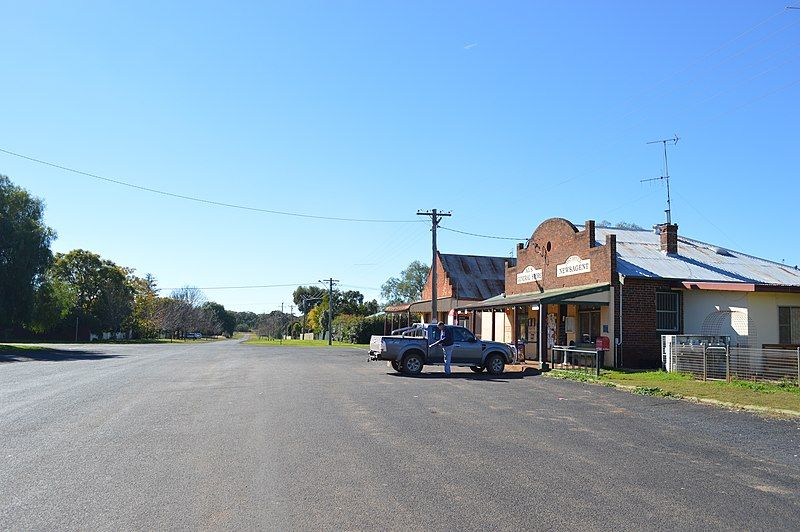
[463,42,477,49]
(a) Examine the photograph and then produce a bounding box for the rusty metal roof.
[594,227,800,285]
[440,253,513,300]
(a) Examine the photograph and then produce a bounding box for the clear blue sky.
[2,1,798,312]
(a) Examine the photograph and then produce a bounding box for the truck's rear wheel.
[486,353,505,375]
[401,353,424,376]
[469,366,484,373]
[390,360,401,372]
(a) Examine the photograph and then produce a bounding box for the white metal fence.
[551,346,602,376]
[669,343,800,385]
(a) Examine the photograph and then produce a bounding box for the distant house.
[458,218,800,368]
[384,253,513,332]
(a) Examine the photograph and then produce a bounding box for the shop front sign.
[556,255,591,277]
[516,265,543,284]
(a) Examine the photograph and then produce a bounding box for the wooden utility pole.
[417,209,451,323]
[318,278,339,345]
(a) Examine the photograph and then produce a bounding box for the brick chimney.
[585,220,596,248]
[658,223,678,254]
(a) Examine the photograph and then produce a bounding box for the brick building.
[459,218,800,368]
[384,253,511,332]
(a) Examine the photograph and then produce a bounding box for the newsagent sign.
[516,265,543,284]
[556,255,591,277]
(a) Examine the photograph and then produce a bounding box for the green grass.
[0,344,50,353]
[244,337,369,349]
[546,368,800,414]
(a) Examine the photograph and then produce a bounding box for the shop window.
[656,291,680,332]
[778,307,800,344]
[578,308,601,345]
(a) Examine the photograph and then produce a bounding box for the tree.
[0,175,56,332]
[170,286,206,308]
[29,274,74,334]
[380,260,428,305]
[256,311,290,339]
[293,285,326,314]
[231,311,259,332]
[306,304,325,334]
[202,302,236,337]
[127,274,160,338]
[598,220,644,230]
[51,249,134,336]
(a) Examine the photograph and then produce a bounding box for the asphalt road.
[1,339,799,531]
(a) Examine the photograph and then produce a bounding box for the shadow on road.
[0,346,122,364]
[387,367,541,383]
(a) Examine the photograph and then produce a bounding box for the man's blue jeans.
[443,345,453,375]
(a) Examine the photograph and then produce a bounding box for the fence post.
[796,347,799,387]
[726,344,731,383]
[596,350,601,377]
[703,343,707,382]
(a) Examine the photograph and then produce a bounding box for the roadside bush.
[332,314,384,344]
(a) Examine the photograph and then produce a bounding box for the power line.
[439,225,527,241]
[156,283,314,291]
[0,147,422,224]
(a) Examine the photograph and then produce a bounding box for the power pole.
[318,278,339,345]
[417,209,451,323]
[280,302,284,345]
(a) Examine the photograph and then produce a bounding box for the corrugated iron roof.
[440,253,513,300]
[458,283,610,310]
[594,227,800,285]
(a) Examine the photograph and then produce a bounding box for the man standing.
[430,321,454,375]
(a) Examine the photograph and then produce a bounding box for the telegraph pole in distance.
[318,278,339,345]
[417,209,451,323]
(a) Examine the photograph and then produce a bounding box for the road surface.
[1,339,799,530]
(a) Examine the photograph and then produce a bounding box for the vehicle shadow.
[387,367,541,383]
[0,346,122,363]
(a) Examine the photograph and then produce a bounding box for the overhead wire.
[157,283,315,291]
[439,226,528,241]
[2,8,794,251]
[0,147,422,224]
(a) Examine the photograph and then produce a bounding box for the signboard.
[556,255,591,277]
[516,265,543,284]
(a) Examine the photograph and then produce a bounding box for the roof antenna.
[641,135,679,224]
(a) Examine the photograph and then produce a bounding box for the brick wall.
[421,253,453,300]
[506,218,615,293]
[618,277,683,368]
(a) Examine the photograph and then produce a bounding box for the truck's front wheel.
[486,353,505,375]
[401,353,424,376]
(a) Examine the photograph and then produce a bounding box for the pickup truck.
[368,323,517,376]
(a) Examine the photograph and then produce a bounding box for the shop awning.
[407,298,457,314]
[384,302,413,313]
[456,283,611,310]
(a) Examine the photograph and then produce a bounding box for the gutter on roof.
[681,282,800,293]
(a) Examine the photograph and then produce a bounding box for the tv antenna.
[641,134,679,224]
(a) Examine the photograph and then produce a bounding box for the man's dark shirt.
[439,327,454,347]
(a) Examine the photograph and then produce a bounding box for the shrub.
[332,314,385,344]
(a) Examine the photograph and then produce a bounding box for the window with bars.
[778,307,800,344]
[656,291,679,332]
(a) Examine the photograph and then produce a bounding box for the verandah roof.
[456,283,611,310]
